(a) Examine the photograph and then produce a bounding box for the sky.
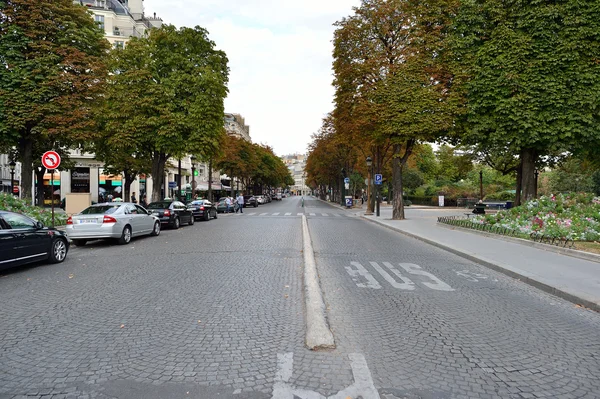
[143,0,361,156]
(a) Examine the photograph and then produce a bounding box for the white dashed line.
[285,213,292,216]
[260,213,268,216]
[322,213,329,217]
[272,213,280,216]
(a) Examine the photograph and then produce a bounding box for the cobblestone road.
[1,197,599,399]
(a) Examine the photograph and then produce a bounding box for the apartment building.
[282,154,309,195]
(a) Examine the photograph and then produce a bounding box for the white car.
[256,195,267,204]
[66,202,161,246]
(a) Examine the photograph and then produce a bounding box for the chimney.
[153,12,156,18]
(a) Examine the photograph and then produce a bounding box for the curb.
[361,216,600,313]
[437,222,600,264]
[302,215,335,350]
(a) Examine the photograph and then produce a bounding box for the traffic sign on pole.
[374,174,383,185]
[42,151,61,170]
[344,177,350,184]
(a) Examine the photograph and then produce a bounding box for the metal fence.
[437,216,575,249]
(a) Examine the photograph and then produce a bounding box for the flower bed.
[0,193,67,227]
[449,193,600,241]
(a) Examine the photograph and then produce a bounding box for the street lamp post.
[479,170,484,200]
[190,156,197,199]
[9,160,16,197]
[365,157,373,215]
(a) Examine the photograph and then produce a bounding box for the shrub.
[484,191,515,201]
[0,193,67,226]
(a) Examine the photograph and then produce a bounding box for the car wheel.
[72,239,87,247]
[213,210,218,219]
[172,217,180,229]
[118,226,132,245]
[254,203,257,208]
[189,215,195,226]
[49,238,68,263]
[150,221,161,236]
[203,212,210,222]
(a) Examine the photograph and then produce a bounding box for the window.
[94,15,105,31]
[135,205,148,214]
[114,41,125,49]
[3,213,36,229]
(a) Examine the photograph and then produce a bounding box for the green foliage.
[0,193,67,226]
[546,158,595,194]
[451,0,600,168]
[0,0,109,199]
[402,168,425,192]
[484,191,515,202]
[99,25,229,201]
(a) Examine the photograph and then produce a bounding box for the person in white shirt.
[225,196,231,213]
[236,193,244,213]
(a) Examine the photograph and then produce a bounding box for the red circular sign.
[41,151,61,170]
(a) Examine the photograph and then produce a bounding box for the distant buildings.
[282,154,309,195]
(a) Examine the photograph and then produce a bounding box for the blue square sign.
[374,174,383,185]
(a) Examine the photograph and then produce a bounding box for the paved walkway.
[318,198,600,312]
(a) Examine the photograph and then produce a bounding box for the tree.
[0,0,109,202]
[451,0,600,203]
[332,0,460,219]
[101,25,229,202]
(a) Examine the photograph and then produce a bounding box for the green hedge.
[0,193,67,226]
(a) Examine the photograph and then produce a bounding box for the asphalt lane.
[1,196,599,399]
[306,197,600,399]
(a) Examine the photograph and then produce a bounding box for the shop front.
[98,168,123,202]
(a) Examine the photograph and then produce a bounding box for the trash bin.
[506,201,513,209]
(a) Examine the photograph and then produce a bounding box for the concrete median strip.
[302,215,336,350]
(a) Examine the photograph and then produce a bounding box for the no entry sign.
[42,151,61,170]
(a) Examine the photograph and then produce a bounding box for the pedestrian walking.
[225,196,231,213]
[237,192,244,213]
[140,195,147,208]
[131,192,137,204]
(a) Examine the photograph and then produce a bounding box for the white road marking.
[370,262,415,290]
[285,212,292,216]
[321,213,329,217]
[309,213,316,216]
[272,213,280,216]
[272,352,380,399]
[453,269,489,282]
[260,213,269,216]
[398,263,454,291]
[333,214,342,217]
[345,262,382,289]
[297,213,304,216]
[247,213,257,216]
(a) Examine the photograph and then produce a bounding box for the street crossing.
[222,212,358,218]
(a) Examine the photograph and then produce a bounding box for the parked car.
[264,194,272,203]
[146,200,194,229]
[188,200,218,221]
[0,210,69,271]
[275,193,282,201]
[243,195,259,208]
[66,202,161,246]
[256,195,267,205]
[216,198,231,213]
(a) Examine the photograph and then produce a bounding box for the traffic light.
[194,170,199,176]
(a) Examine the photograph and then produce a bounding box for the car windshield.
[80,205,120,215]
[147,202,172,209]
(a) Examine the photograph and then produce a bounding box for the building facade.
[282,154,309,195]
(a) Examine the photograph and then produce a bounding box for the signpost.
[344,177,350,184]
[374,174,383,217]
[41,151,61,227]
[374,174,383,185]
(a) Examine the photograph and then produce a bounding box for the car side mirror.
[147,210,152,215]
[36,221,44,229]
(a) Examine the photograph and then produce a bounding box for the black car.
[0,210,69,271]
[243,195,258,208]
[146,200,194,229]
[188,200,218,221]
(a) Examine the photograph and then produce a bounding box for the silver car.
[66,202,161,246]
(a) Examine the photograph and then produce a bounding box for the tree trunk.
[208,158,213,201]
[520,148,537,203]
[19,137,33,204]
[35,168,45,208]
[392,140,415,220]
[150,152,167,202]
[392,144,405,220]
[515,161,522,206]
[123,171,136,203]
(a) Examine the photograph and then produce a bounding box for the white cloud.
[143,0,360,155]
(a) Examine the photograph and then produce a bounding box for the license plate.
[79,218,97,224]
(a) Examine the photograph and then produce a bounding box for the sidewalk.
[317,198,600,312]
